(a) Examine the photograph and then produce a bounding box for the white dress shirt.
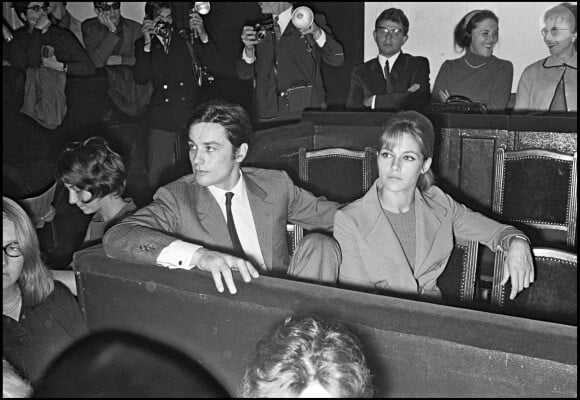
[157,173,266,271]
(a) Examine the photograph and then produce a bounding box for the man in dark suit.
[237,2,344,124]
[346,8,430,112]
[103,100,340,295]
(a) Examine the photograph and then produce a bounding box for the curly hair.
[379,111,436,191]
[3,197,54,307]
[56,136,127,203]
[241,314,374,397]
[453,9,499,51]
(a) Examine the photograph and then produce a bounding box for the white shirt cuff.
[242,48,255,64]
[157,240,201,270]
[315,29,326,47]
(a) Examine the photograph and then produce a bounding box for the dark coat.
[237,13,344,120]
[133,32,217,132]
[347,53,430,112]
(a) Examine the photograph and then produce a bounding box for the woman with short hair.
[515,3,577,113]
[56,136,136,247]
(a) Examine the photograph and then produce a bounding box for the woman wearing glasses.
[3,197,87,386]
[6,2,94,76]
[432,9,513,112]
[515,3,577,113]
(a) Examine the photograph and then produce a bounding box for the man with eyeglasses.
[346,8,430,112]
[7,2,94,76]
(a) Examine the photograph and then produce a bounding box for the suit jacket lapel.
[244,173,275,271]
[390,52,406,83]
[368,58,387,95]
[196,186,231,246]
[362,186,413,276]
[414,189,445,276]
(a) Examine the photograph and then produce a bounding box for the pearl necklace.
[464,57,486,69]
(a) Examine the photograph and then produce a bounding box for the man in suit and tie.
[103,100,340,294]
[346,8,430,112]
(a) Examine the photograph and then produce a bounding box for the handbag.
[20,67,67,129]
[431,95,487,114]
[279,83,313,113]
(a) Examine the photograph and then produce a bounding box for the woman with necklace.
[3,196,87,386]
[334,111,534,302]
[515,3,577,113]
[432,9,513,112]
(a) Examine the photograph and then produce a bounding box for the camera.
[154,21,173,39]
[254,22,275,43]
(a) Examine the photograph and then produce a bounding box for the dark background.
[170,2,364,112]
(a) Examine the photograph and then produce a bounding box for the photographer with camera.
[135,2,219,191]
[237,2,344,125]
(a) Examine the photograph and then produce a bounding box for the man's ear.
[235,143,248,162]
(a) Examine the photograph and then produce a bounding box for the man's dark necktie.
[384,59,393,93]
[225,192,245,258]
[549,67,568,112]
[273,15,282,40]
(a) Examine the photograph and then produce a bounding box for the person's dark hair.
[12,2,49,23]
[93,2,120,8]
[454,9,499,51]
[187,100,253,149]
[375,8,409,35]
[380,111,435,191]
[33,330,231,397]
[144,2,172,20]
[56,136,127,203]
[241,314,374,397]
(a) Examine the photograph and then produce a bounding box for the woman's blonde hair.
[3,196,54,307]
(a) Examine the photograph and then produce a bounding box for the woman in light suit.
[334,111,534,301]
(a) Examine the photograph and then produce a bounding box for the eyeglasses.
[541,27,570,38]
[3,242,22,258]
[375,27,405,36]
[26,4,49,13]
[95,2,121,12]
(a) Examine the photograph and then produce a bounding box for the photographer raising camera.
[135,2,220,191]
[238,2,344,125]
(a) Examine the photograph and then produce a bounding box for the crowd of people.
[2,1,576,397]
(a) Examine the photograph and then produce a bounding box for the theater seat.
[287,147,377,253]
[491,247,577,325]
[437,238,478,307]
[492,148,577,249]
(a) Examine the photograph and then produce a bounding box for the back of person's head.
[454,9,499,51]
[144,2,172,20]
[380,111,435,191]
[241,314,374,398]
[3,196,54,307]
[56,136,127,203]
[187,100,253,150]
[33,329,231,397]
[3,358,32,398]
[375,8,409,35]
